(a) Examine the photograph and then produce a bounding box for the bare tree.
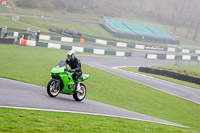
[193,23,200,40]
[171,0,180,21]
[154,0,161,22]
[93,0,96,9]
[192,10,200,40]
[185,16,195,38]
[179,0,187,14]
[140,0,145,10]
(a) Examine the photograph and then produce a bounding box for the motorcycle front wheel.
[73,83,86,102]
[47,79,60,97]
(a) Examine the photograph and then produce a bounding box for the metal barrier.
[0,38,15,44]
[139,67,200,85]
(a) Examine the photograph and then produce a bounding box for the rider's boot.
[74,81,81,93]
[76,82,81,92]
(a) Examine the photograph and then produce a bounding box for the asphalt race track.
[0,78,186,127]
[78,55,200,105]
[1,55,199,128]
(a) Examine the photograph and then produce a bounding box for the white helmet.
[67,50,75,61]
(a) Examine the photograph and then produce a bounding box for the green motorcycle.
[47,60,89,101]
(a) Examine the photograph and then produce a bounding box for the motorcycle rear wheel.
[73,83,86,101]
[47,79,60,97]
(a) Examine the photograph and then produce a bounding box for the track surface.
[1,55,199,128]
[0,78,185,127]
[78,55,200,105]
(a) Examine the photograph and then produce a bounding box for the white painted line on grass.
[109,67,200,106]
[0,105,188,128]
[113,66,155,79]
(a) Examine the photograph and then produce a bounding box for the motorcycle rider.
[66,51,82,92]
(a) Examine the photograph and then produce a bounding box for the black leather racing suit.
[66,58,82,84]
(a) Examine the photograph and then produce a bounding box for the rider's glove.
[69,69,75,73]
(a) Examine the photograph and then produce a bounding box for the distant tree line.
[15,0,200,40]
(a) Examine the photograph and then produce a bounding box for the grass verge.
[0,16,48,32]
[0,107,191,133]
[0,44,200,132]
[20,17,114,39]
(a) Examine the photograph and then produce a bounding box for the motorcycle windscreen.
[56,60,67,67]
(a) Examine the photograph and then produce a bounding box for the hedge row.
[139,67,200,85]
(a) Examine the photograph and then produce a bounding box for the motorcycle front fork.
[73,81,80,91]
[55,80,61,89]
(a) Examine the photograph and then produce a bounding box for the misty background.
[13,0,200,41]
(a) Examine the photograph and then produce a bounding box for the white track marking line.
[112,66,155,79]
[111,66,200,105]
[0,105,188,128]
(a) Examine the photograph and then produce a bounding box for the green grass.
[19,17,176,47]
[0,15,168,47]
[0,16,48,32]
[15,7,101,20]
[20,17,114,39]
[0,107,191,133]
[15,16,200,47]
[0,12,175,47]
[19,17,142,45]
[121,66,200,90]
[0,44,200,132]
[0,5,9,13]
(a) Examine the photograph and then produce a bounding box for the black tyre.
[47,79,60,97]
[73,83,86,102]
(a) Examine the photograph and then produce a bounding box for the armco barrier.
[7,31,200,55]
[0,38,15,44]
[139,67,200,85]
[146,53,200,61]
[26,40,132,57]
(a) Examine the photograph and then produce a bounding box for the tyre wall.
[139,67,200,85]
